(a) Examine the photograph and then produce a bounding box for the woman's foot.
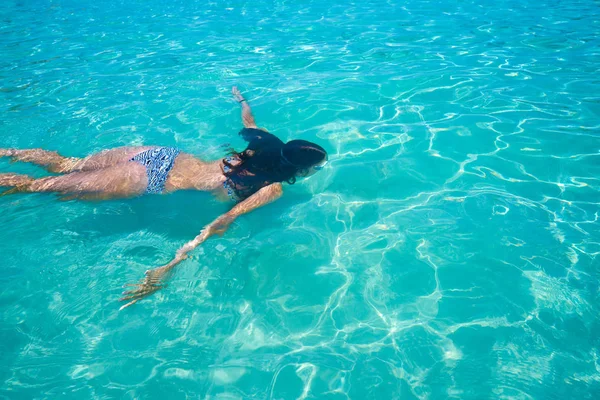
[0,173,33,187]
[0,149,17,157]
[0,174,34,196]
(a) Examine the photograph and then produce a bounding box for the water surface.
[1,0,599,398]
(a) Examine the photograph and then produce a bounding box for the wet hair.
[281,140,328,175]
[222,130,327,200]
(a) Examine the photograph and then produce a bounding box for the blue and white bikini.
[130,147,180,194]
[130,147,251,201]
[222,156,240,201]
[131,128,280,200]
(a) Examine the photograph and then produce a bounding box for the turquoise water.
[1,0,599,398]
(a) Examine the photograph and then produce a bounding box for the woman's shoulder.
[239,128,283,145]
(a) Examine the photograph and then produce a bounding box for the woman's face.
[297,156,328,178]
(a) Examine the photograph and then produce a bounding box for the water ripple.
[1,0,600,398]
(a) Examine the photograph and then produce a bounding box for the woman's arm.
[119,183,283,309]
[232,86,257,129]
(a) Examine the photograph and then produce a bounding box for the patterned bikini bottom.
[130,147,180,194]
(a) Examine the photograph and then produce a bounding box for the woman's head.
[281,140,328,178]
[224,134,328,199]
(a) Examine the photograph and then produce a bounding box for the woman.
[0,87,328,309]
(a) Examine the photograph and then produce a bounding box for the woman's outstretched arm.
[119,183,283,309]
[232,86,257,129]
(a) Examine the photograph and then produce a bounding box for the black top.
[239,127,283,148]
[222,128,287,201]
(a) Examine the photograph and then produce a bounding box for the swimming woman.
[0,87,328,309]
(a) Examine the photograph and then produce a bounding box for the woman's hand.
[116,186,282,310]
[232,86,257,128]
[119,265,170,310]
[117,225,217,310]
[232,86,245,103]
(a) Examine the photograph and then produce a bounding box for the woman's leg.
[2,163,149,199]
[0,149,79,173]
[72,147,156,172]
[0,146,155,173]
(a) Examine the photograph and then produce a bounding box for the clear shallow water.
[1,0,599,398]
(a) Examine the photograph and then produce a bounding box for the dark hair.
[281,140,328,173]
[223,133,327,199]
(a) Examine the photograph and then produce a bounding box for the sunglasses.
[313,160,328,171]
